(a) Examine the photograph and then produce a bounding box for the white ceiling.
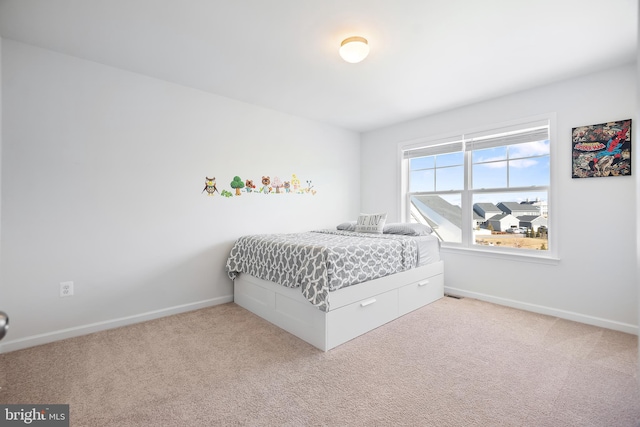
[0,0,637,132]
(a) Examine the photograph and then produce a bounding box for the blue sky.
[409,140,550,206]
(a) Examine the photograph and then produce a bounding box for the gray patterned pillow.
[383,223,433,236]
[355,213,387,234]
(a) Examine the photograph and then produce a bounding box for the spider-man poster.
[572,119,632,178]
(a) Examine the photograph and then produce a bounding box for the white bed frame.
[233,260,444,351]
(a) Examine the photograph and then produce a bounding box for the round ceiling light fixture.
[339,36,369,63]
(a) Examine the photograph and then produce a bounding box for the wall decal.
[230,176,245,196]
[202,177,219,196]
[203,173,316,198]
[572,119,632,178]
[272,176,283,193]
[291,174,301,191]
[245,179,256,193]
[260,176,271,194]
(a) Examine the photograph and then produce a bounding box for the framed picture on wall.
[571,119,632,178]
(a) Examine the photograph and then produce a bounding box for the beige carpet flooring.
[1,297,639,426]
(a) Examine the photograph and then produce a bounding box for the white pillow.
[355,213,387,234]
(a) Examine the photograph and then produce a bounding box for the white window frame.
[398,113,558,264]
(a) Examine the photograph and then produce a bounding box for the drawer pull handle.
[418,280,429,287]
[360,298,377,307]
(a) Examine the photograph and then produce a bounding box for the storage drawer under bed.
[326,273,444,349]
[326,288,398,350]
[398,273,444,316]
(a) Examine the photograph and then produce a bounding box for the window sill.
[441,245,560,265]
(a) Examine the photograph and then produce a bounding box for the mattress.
[415,234,441,266]
[226,230,440,312]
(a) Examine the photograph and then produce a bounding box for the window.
[401,116,552,256]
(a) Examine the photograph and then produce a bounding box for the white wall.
[0,40,360,352]
[362,64,637,333]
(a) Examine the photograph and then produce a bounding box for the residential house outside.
[518,215,548,232]
[473,203,503,221]
[486,213,520,232]
[496,202,540,217]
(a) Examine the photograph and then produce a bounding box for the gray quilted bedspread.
[225,230,418,312]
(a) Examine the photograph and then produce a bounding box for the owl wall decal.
[202,177,219,196]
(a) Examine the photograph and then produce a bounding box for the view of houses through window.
[403,119,551,253]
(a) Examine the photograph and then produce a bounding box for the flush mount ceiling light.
[339,36,369,63]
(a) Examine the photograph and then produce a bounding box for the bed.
[225,221,444,351]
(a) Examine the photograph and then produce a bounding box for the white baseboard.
[444,287,638,336]
[0,295,234,354]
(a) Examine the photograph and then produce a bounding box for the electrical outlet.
[60,281,74,297]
